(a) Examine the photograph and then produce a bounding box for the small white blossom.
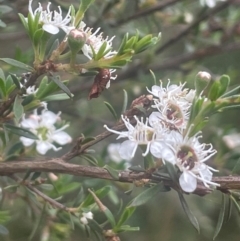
[161,130,219,192]
[79,21,117,60]
[80,212,93,225]
[200,0,225,8]
[27,0,74,35]
[104,115,168,160]
[20,108,72,155]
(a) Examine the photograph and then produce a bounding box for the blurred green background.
[1,0,240,240]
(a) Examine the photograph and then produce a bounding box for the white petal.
[119,140,137,160]
[41,111,59,126]
[150,141,165,158]
[21,118,39,129]
[179,172,197,192]
[36,141,52,155]
[42,24,59,34]
[52,131,72,145]
[20,137,35,146]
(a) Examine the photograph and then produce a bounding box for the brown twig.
[111,0,179,27]
[9,174,74,212]
[1,159,240,195]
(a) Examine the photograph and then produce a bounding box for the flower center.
[37,127,49,141]
[166,103,184,127]
[177,145,197,170]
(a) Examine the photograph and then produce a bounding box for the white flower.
[28,0,74,35]
[200,0,225,8]
[104,115,168,160]
[147,81,195,105]
[107,143,125,162]
[79,21,117,60]
[20,108,72,155]
[161,130,219,192]
[80,212,93,225]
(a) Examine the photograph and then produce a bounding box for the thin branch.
[118,41,240,80]
[1,159,240,194]
[9,174,74,212]
[111,0,179,27]
[156,0,233,54]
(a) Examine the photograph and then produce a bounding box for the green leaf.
[81,137,96,145]
[118,225,140,232]
[0,5,12,14]
[75,0,95,26]
[230,195,240,214]
[178,192,200,233]
[0,78,6,97]
[104,101,118,121]
[95,41,108,60]
[82,155,98,166]
[149,69,157,86]
[0,225,9,235]
[103,208,116,227]
[22,94,35,106]
[0,58,34,71]
[129,183,167,207]
[18,13,29,32]
[31,172,41,180]
[218,75,230,97]
[87,219,103,234]
[28,203,46,240]
[82,186,111,208]
[50,75,73,98]
[4,124,39,140]
[10,74,21,89]
[213,194,226,240]
[165,161,179,185]
[42,93,70,101]
[122,89,128,113]
[115,207,136,230]
[13,95,24,122]
[40,184,54,191]
[117,33,128,55]
[103,165,119,180]
[221,85,240,98]
[68,213,75,230]
[46,39,59,59]
[225,195,232,222]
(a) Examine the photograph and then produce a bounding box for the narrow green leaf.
[13,95,24,122]
[178,192,200,233]
[42,93,71,101]
[117,33,129,55]
[0,68,5,80]
[40,184,54,191]
[10,74,21,89]
[165,161,179,185]
[50,75,73,98]
[221,85,240,98]
[4,124,38,139]
[68,213,75,230]
[0,225,9,235]
[230,195,240,214]
[129,184,166,207]
[213,194,226,240]
[81,137,96,145]
[0,78,6,97]
[82,186,111,208]
[104,101,118,121]
[0,58,34,71]
[22,94,35,106]
[46,39,59,59]
[104,208,116,227]
[103,165,119,180]
[95,41,108,60]
[115,207,136,230]
[122,89,128,113]
[225,195,232,222]
[218,75,230,97]
[87,219,103,233]
[82,154,98,166]
[31,172,41,180]
[118,225,140,232]
[29,203,46,240]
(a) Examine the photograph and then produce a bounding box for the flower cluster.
[80,212,93,225]
[104,81,219,192]
[20,107,72,155]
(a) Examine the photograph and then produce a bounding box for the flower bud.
[68,29,87,54]
[194,71,212,96]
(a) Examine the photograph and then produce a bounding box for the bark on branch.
[0,159,240,195]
